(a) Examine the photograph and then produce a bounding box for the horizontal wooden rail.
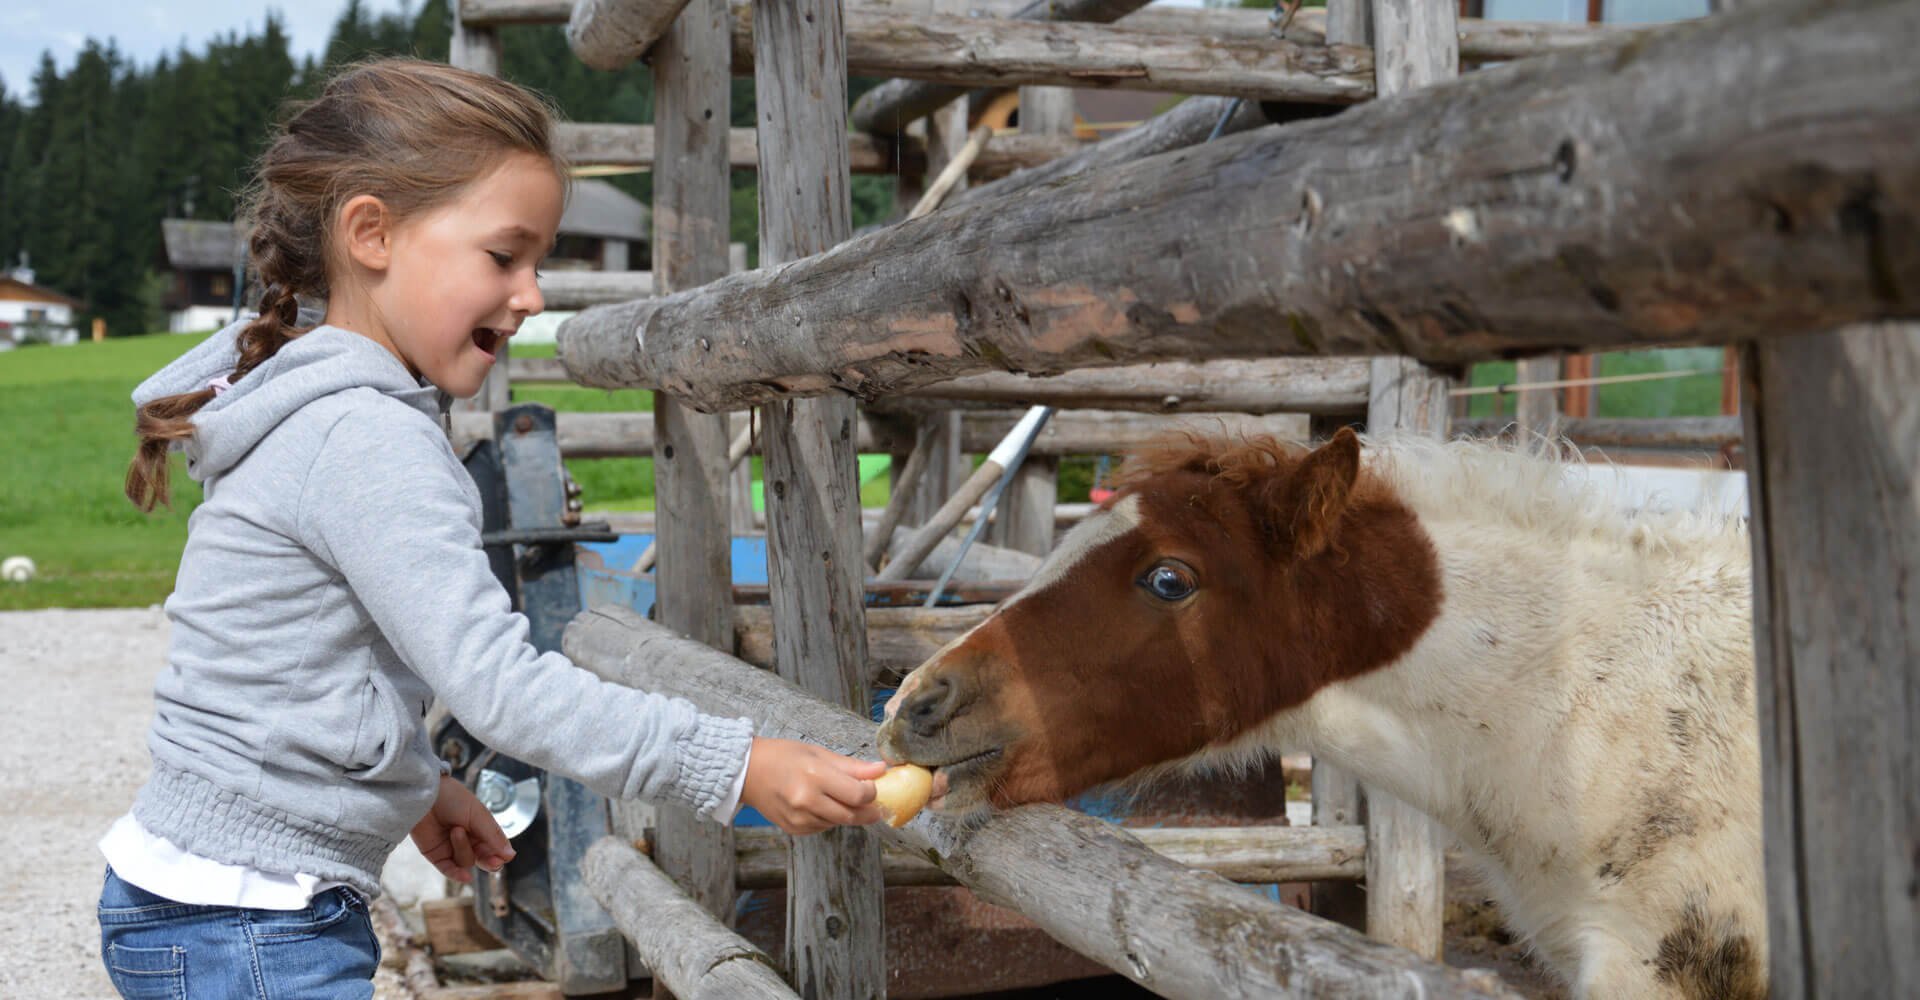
[731,823,1366,889]
[563,606,1519,998]
[581,838,799,999]
[448,409,1307,459]
[1454,414,1742,450]
[557,121,1082,178]
[557,1,1920,411]
[460,0,1643,66]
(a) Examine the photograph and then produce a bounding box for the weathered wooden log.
[569,0,700,71]
[643,0,742,960]
[558,0,1920,412]
[944,94,1272,212]
[750,0,887,990]
[1453,414,1742,450]
[580,839,798,999]
[514,354,1364,415]
[556,121,1081,177]
[732,823,1368,889]
[905,358,1369,413]
[735,603,995,681]
[539,270,655,310]
[460,0,1643,65]
[831,11,1375,104]
[848,0,1154,135]
[1740,322,1920,998]
[1116,6,1648,64]
[564,606,1521,999]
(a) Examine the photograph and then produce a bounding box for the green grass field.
[0,334,892,610]
[0,334,1724,611]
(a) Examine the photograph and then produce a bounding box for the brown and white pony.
[880,429,1765,999]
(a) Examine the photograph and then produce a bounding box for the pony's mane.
[1109,431,1748,560]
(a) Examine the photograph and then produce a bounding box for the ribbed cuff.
[669,714,755,820]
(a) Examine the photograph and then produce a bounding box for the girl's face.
[363,153,565,398]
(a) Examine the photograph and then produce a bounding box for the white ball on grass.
[2,556,36,583]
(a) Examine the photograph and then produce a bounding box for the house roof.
[159,180,649,273]
[161,219,247,271]
[0,276,84,309]
[560,180,650,242]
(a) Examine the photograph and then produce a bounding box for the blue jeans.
[97,866,380,1000]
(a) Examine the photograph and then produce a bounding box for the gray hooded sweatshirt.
[128,321,754,895]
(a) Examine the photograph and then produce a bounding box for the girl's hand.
[740,737,887,836]
[411,774,517,883]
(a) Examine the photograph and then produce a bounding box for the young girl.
[98,58,886,999]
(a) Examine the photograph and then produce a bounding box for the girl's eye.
[1139,561,1197,603]
[489,251,513,268]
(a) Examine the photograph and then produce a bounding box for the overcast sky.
[1,1,415,101]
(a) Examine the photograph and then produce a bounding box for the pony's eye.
[1140,562,1196,602]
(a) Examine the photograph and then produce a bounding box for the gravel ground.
[0,609,411,999]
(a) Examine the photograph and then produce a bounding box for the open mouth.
[471,328,509,359]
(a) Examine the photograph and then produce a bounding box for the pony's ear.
[1274,427,1361,559]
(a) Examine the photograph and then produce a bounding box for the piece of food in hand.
[873,764,934,828]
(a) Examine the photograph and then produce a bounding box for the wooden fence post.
[643,5,740,999]
[750,0,887,994]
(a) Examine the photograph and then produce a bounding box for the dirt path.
[0,609,410,999]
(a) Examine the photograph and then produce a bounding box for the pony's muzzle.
[899,673,969,738]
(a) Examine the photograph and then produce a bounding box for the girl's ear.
[1273,427,1361,560]
[338,195,393,273]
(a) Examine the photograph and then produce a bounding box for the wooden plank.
[557,0,1920,410]
[645,0,740,985]
[831,10,1374,104]
[569,0,701,70]
[1453,414,1742,450]
[848,0,1154,134]
[945,94,1272,212]
[555,121,1082,176]
[538,269,654,310]
[734,601,996,681]
[565,607,1522,998]
[1512,356,1561,438]
[459,0,1644,65]
[900,358,1371,414]
[1741,323,1920,999]
[732,824,1367,888]
[1352,0,1456,961]
[581,838,800,999]
[749,0,886,993]
[421,898,507,957]
[449,408,1309,459]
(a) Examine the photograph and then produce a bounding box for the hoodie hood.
[133,319,446,481]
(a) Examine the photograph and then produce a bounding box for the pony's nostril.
[905,676,958,734]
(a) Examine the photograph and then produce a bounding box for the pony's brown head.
[877,428,1443,812]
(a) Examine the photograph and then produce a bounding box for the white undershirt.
[99,748,752,909]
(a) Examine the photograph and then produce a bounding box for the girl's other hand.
[411,774,517,882]
[740,737,886,836]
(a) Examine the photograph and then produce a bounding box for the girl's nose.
[513,273,545,317]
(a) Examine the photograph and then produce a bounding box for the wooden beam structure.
[556,121,1083,177]
[459,0,1646,67]
[847,0,1154,134]
[729,824,1368,889]
[563,606,1522,999]
[570,0,702,71]
[1453,414,1741,451]
[449,409,1307,460]
[580,839,800,999]
[642,0,740,985]
[891,358,1370,414]
[748,0,886,992]
[558,0,1920,412]
[943,94,1272,212]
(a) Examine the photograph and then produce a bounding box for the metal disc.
[475,768,542,840]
